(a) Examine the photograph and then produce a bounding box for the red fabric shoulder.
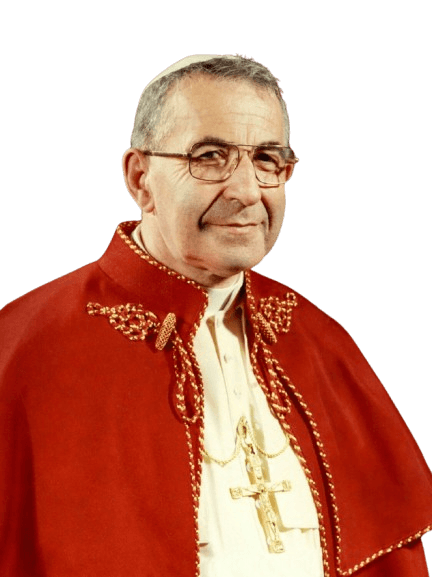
[249,269,432,574]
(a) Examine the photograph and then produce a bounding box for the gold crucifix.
[229,417,291,554]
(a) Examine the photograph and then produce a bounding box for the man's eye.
[254,150,280,170]
[198,150,222,160]
[256,152,275,163]
[193,146,228,163]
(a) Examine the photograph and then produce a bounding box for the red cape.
[1,221,431,576]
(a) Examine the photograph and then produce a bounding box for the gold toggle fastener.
[256,312,277,345]
[155,312,176,350]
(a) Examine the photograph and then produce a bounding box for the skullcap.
[146,54,237,88]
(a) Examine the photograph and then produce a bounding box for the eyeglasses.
[141,141,299,186]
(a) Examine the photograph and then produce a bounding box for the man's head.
[130,55,291,150]
[123,55,296,288]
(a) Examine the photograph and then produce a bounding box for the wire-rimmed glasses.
[141,141,299,186]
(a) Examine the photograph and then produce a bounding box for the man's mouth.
[207,221,260,227]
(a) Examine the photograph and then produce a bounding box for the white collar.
[204,274,244,319]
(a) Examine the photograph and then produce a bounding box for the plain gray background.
[1,0,431,565]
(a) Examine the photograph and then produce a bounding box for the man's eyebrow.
[197,136,230,145]
[195,136,285,146]
[259,140,285,146]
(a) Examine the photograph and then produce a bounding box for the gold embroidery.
[181,317,206,577]
[338,525,432,575]
[259,292,297,336]
[86,302,159,342]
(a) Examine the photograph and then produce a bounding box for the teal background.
[1,0,431,563]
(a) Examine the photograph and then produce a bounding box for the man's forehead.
[167,75,281,118]
[162,77,286,147]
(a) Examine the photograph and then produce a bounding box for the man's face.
[139,76,287,287]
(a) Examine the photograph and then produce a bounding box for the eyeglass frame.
[140,141,299,187]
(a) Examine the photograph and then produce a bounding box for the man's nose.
[222,150,262,205]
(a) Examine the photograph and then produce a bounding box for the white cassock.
[194,274,324,577]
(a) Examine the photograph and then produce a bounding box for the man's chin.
[208,255,265,280]
[182,246,268,287]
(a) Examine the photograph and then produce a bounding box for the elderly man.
[1,55,431,577]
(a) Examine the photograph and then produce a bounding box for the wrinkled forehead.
[161,76,286,148]
[168,72,289,144]
[168,74,281,119]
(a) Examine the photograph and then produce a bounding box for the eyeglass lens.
[189,142,294,185]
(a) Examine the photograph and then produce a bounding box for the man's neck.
[131,224,244,289]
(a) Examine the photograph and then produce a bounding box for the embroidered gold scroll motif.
[86,302,159,341]
[258,292,298,337]
[86,303,176,350]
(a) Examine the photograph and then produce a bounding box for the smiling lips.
[208,221,261,227]
[206,222,263,237]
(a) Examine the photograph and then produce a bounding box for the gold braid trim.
[184,422,202,577]
[338,525,432,575]
[116,222,207,293]
[244,272,332,577]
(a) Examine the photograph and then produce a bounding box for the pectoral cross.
[229,417,291,554]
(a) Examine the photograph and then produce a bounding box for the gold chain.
[203,417,290,467]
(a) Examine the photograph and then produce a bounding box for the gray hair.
[130,55,290,150]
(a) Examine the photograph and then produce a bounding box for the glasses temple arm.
[140,150,190,159]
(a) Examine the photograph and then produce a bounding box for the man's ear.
[122,148,155,213]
